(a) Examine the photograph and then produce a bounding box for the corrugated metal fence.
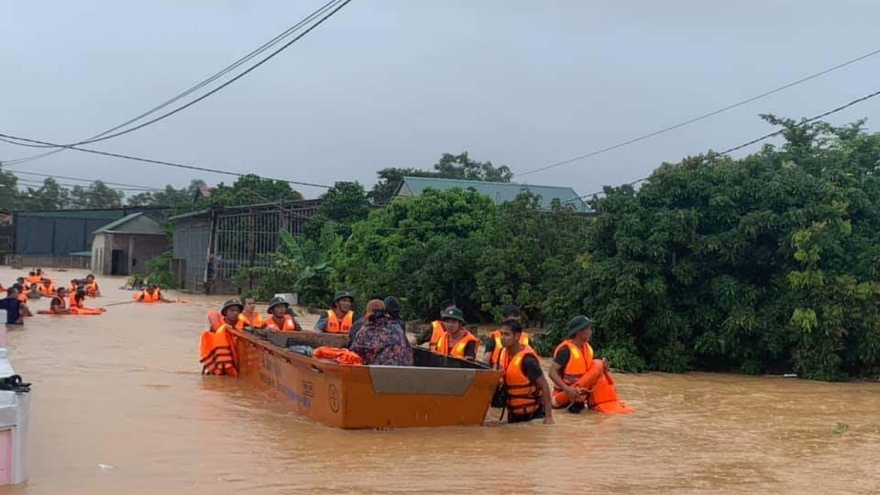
[171,200,320,294]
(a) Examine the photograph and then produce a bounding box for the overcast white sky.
[2,1,880,199]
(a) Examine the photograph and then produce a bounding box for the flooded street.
[1,268,879,495]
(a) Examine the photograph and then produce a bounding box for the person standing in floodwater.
[498,320,553,424]
[0,286,24,324]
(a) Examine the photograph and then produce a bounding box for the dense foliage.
[323,121,880,380]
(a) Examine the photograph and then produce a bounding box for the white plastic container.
[274,293,298,306]
[0,348,29,485]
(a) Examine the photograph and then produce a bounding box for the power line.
[0,132,330,189]
[567,86,880,203]
[1,0,355,165]
[518,47,880,177]
[9,170,161,191]
[1,0,344,166]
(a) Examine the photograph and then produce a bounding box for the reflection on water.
[1,268,878,494]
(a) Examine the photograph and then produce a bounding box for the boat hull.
[232,330,502,429]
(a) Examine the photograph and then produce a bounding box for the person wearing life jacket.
[133,283,173,303]
[1,287,25,325]
[426,299,456,351]
[483,304,532,368]
[9,284,31,317]
[199,299,243,376]
[265,297,299,332]
[548,315,635,415]
[497,320,553,424]
[315,291,355,333]
[435,308,480,360]
[25,271,41,285]
[69,288,106,314]
[83,274,100,297]
[239,297,265,329]
[38,278,56,297]
[49,287,70,315]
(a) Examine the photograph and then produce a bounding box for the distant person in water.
[26,283,42,300]
[133,283,174,303]
[1,287,24,324]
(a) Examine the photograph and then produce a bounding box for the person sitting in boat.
[83,274,100,297]
[347,297,404,349]
[26,283,43,300]
[133,283,174,303]
[238,296,265,329]
[349,300,413,366]
[38,278,56,297]
[315,291,355,333]
[484,304,532,368]
[49,287,70,315]
[422,299,456,351]
[265,297,300,332]
[548,315,635,415]
[435,308,479,361]
[498,320,553,425]
[199,300,242,376]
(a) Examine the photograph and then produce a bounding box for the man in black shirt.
[500,321,553,424]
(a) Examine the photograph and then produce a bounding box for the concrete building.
[90,212,168,276]
[12,206,166,268]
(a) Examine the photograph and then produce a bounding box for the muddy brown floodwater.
[0,268,878,494]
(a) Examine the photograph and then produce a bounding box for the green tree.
[547,117,880,379]
[203,174,302,208]
[70,181,124,208]
[332,187,496,320]
[0,166,20,211]
[304,181,372,239]
[474,193,589,327]
[128,179,206,207]
[19,178,71,210]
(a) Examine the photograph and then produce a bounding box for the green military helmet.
[566,315,595,337]
[266,296,290,313]
[440,307,466,323]
[221,299,244,316]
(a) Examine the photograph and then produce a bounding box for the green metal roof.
[93,212,164,235]
[94,212,143,233]
[395,177,588,212]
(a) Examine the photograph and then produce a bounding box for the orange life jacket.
[16,293,26,303]
[313,346,363,365]
[489,329,531,367]
[199,324,238,376]
[85,282,99,296]
[68,292,81,308]
[266,314,297,332]
[500,347,542,416]
[240,311,265,329]
[554,340,595,384]
[71,306,104,315]
[25,275,41,285]
[38,283,55,296]
[429,320,445,350]
[134,289,161,302]
[437,331,480,359]
[325,310,353,333]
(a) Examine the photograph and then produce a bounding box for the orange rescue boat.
[229,329,503,429]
